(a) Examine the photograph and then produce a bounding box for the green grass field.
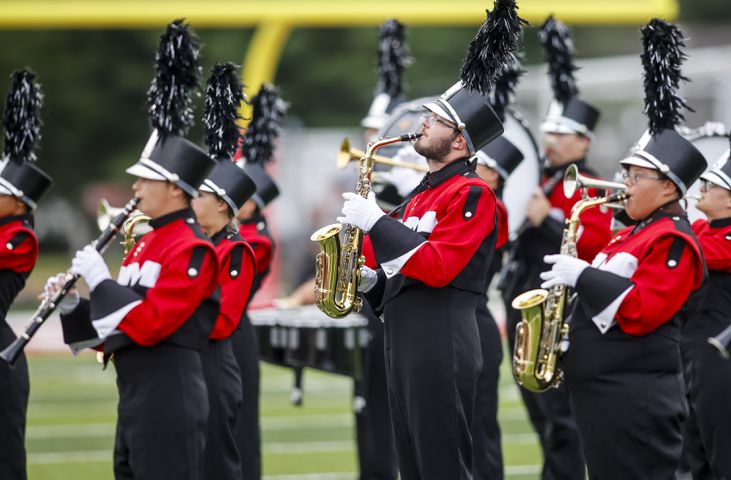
[25,351,542,479]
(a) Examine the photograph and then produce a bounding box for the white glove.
[70,245,111,291]
[539,254,589,289]
[336,191,385,232]
[358,266,378,293]
[43,273,79,314]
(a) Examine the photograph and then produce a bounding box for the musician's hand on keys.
[40,273,80,314]
[70,245,111,291]
[540,254,589,289]
[526,187,551,227]
[337,191,385,232]
[358,266,378,293]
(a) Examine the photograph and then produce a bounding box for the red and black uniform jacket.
[565,209,706,380]
[513,159,613,291]
[61,208,220,354]
[0,215,38,321]
[692,218,731,321]
[363,159,498,310]
[210,227,256,339]
[238,213,275,299]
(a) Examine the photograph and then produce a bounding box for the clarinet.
[0,197,140,366]
[496,169,564,294]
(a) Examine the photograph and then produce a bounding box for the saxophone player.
[540,19,707,478]
[337,4,524,476]
[502,17,611,480]
[682,155,731,479]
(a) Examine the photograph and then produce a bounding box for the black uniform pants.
[384,286,481,480]
[567,370,685,480]
[230,315,261,480]
[201,338,244,480]
[505,303,585,480]
[472,299,504,480]
[682,317,731,480]
[354,304,398,480]
[113,345,209,480]
[0,325,29,480]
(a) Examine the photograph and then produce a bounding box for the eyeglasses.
[420,112,458,131]
[699,180,722,192]
[621,170,665,185]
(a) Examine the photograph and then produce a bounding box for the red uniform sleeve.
[118,247,218,346]
[400,185,496,287]
[362,235,376,269]
[0,229,37,273]
[692,221,731,272]
[210,245,256,340]
[615,234,703,335]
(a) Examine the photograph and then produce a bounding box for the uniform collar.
[210,225,239,246]
[424,157,474,189]
[709,217,731,229]
[631,201,686,235]
[148,207,196,230]
[0,213,33,229]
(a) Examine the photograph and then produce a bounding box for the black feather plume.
[376,19,411,98]
[147,19,201,136]
[460,0,528,97]
[489,55,524,122]
[538,15,578,105]
[242,84,288,167]
[204,63,246,161]
[641,18,690,135]
[2,69,43,165]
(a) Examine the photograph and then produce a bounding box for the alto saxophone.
[511,166,626,392]
[311,133,422,319]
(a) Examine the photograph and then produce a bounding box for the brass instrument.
[97,199,151,254]
[708,324,731,359]
[511,168,627,392]
[312,133,422,319]
[338,138,428,173]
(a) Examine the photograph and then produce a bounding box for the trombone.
[337,138,428,173]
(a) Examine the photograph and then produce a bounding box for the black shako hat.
[424,82,503,156]
[361,19,411,130]
[241,163,279,209]
[125,19,215,197]
[538,16,600,138]
[0,69,52,209]
[200,160,257,214]
[475,136,524,181]
[700,137,731,191]
[541,97,600,138]
[199,63,256,214]
[424,0,527,155]
[620,19,705,195]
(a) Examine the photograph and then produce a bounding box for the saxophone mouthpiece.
[400,132,423,142]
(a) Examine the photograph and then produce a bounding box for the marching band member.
[340,3,522,477]
[193,63,258,480]
[55,21,220,479]
[502,17,611,479]
[473,136,523,480]
[683,155,731,479]
[0,69,52,480]
[540,19,707,478]
[233,83,286,480]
